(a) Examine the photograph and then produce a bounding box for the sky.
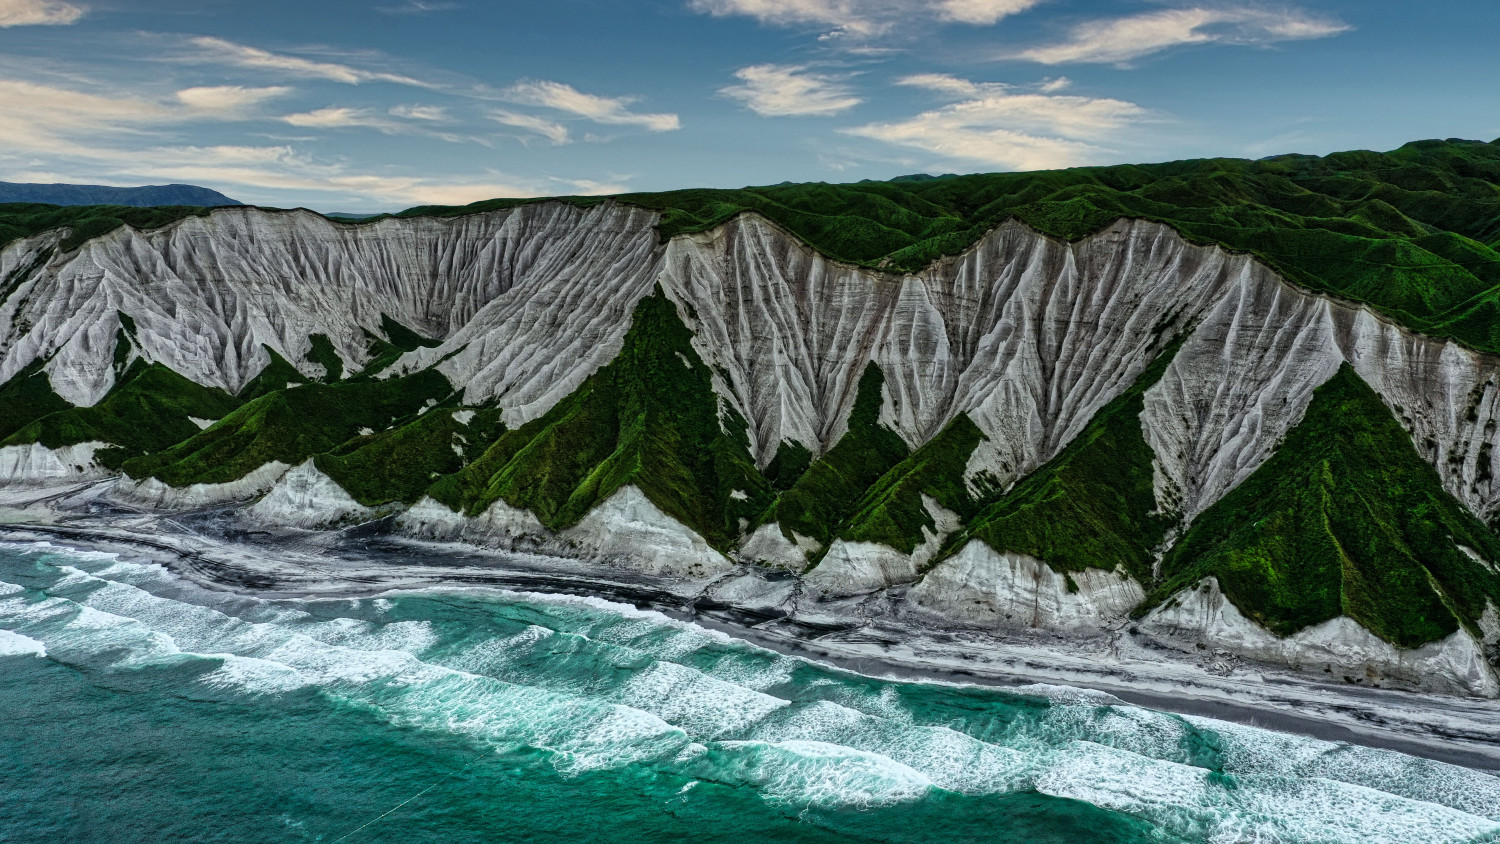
[0,0,1495,212]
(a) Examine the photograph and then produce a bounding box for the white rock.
[0,441,111,483]
[805,494,961,597]
[247,460,374,528]
[906,540,1146,631]
[737,522,812,571]
[398,486,732,580]
[1141,578,1500,698]
[110,461,291,510]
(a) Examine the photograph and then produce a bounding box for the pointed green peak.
[1148,364,1500,647]
[952,338,1184,582]
[759,361,911,555]
[836,413,986,555]
[427,289,770,551]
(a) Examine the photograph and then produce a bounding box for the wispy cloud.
[721,64,861,116]
[687,0,1040,39]
[0,0,85,27]
[187,36,433,87]
[1014,6,1350,65]
[0,78,620,207]
[490,109,571,145]
[175,85,292,115]
[502,80,680,132]
[376,0,458,13]
[843,74,1148,170]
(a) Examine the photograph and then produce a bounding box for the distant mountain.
[0,181,242,207]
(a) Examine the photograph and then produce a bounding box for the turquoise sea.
[2,540,1498,843]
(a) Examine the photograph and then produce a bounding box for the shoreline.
[3,502,1499,773]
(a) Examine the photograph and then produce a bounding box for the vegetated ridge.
[2,138,1500,694]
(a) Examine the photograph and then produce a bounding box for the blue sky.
[0,0,1495,211]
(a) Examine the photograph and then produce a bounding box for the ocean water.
[1,541,1498,844]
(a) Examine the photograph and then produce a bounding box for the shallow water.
[1,541,1498,843]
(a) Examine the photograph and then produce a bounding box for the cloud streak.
[720,64,861,116]
[0,0,84,27]
[188,36,433,87]
[688,0,1041,38]
[1014,6,1351,65]
[843,74,1148,170]
[502,79,680,132]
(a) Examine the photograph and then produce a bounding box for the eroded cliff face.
[4,202,1500,695]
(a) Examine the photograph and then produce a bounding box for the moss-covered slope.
[1145,365,1500,647]
[123,370,452,487]
[427,290,770,551]
[406,139,1500,356]
[756,363,911,554]
[835,413,987,554]
[947,340,1183,583]
[2,359,241,470]
[316,405,504,508]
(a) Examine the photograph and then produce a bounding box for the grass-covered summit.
[406,138,1500,355]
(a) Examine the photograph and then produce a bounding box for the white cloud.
[389,104,446,121]
[377,1,458,13]
[175,85,292,115]
[688,0,1037,38]
[843,74,1147,170]
[0,0,84,27]
[282,107,392,129]
[720,64,860,117]
[490,109,571,145]
[1015,6,1350,65]
[188,36,432,87]
[935,0,1040,26]
[502,80,680,132]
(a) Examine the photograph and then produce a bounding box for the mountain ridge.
[2,140,1500,696]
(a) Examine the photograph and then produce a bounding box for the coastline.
[3,484,1498,773]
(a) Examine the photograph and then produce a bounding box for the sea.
[2,540,1498,843]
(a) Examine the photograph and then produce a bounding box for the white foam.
[0,628,45,657]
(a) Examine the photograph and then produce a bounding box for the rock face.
[5,202,1500,695]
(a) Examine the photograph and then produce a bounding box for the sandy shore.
[3,480,1499,772]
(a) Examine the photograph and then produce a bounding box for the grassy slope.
[947,340,1183,583]
[835,413,987,554]
[316,405,505,507]
[1144,365,1500,647]
[122,370,452,486]
[758,363,911,553]
[406,139,1500,355]
[1,359,241,470]
[0,203,212,252]
[427,290,770,551]
[0,360,71,442]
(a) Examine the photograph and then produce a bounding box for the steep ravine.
[2,202,1500,695]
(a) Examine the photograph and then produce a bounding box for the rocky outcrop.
[8,202,1500,695]
[1139,578,1500,697]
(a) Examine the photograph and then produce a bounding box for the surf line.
[331,747,497,842]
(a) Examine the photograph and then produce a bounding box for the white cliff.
[246,460,375,529]
[1139,578,1500,698]
[905,541,1146,632]
[0,442,111,484]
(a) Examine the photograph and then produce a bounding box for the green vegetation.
[123,370,452,486]
[306,334,343,382]
[428,290,770,551]
[353,314,442,379]
[1144,365,1500,647]
[948,341,1184,582]
[237,346,312,401]
[836,413,986,554]
[0,360,71,442]
[407,139,1500,355]
[317,405,504,507]
[0,203,212,252]
[1,359,240,470]
[758,363,911,553]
